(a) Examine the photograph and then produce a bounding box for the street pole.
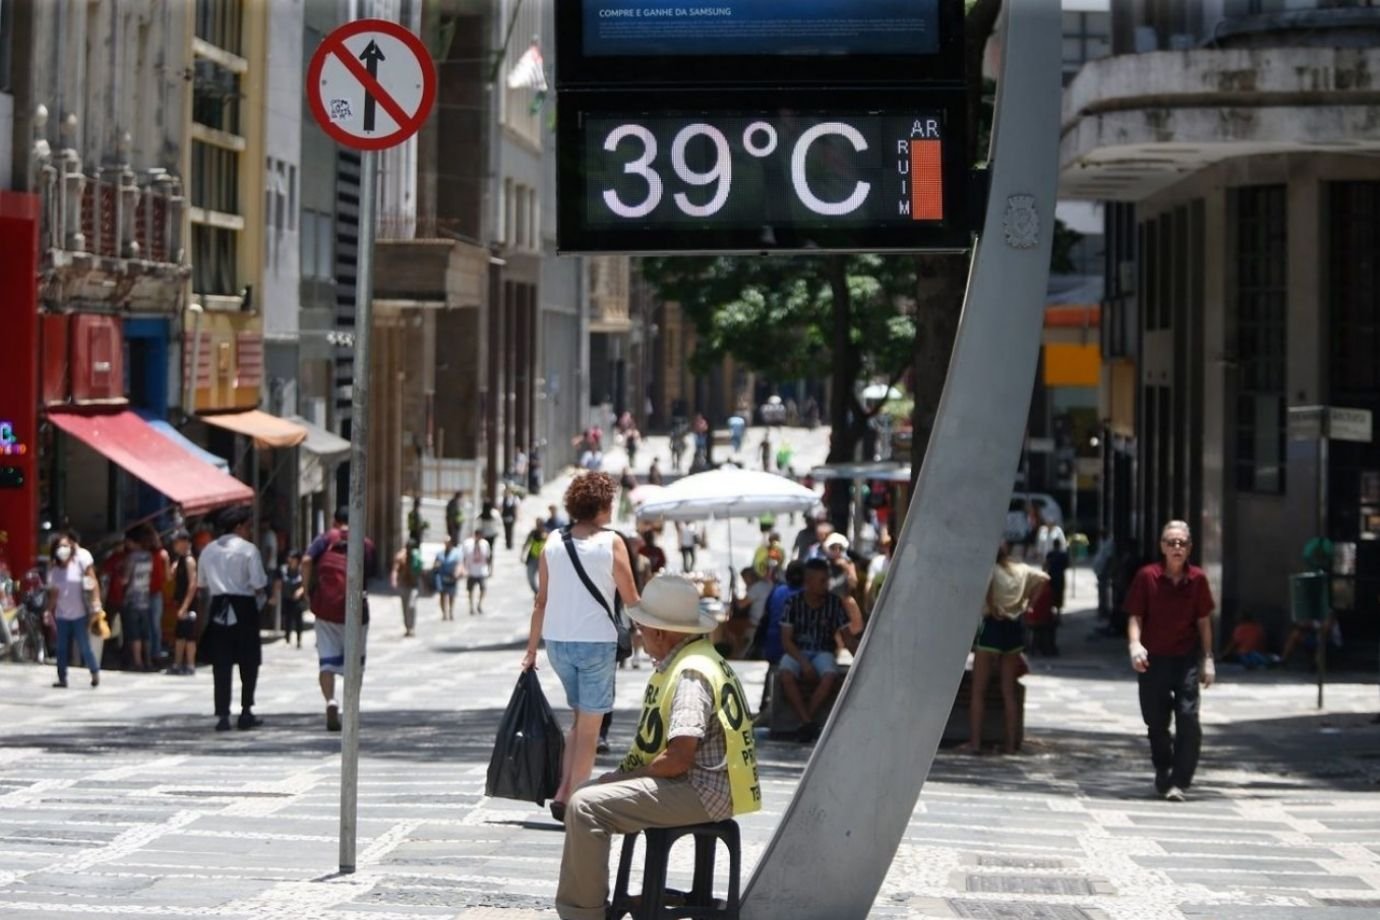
[339,148,377,874]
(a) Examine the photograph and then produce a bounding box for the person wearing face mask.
[47,532,102,688]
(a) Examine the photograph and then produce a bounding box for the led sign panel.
[557,91,970,253]
[581,0,939,58]
[556,0,964,85]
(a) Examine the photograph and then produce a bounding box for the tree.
[638,253,917,470]
[639,1,1005,523]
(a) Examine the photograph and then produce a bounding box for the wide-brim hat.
[823,532,850,550]
[626,575,719,634]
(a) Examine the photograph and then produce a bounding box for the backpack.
[310,538,370,625]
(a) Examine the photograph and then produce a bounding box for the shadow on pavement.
[928,710,1380,801]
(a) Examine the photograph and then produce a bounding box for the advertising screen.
[581,0,940,58]
[558,90,971,253]
[556,0,964,86]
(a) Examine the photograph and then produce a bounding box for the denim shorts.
[779,649,838,679]
[546,640,617,714]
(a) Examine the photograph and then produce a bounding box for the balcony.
[588,255,631,334]
[36,149,190,310]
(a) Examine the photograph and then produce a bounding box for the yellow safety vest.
[620,637,761,816]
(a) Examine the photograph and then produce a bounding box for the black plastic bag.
[485,670,565,806]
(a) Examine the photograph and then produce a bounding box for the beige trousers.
[556,775,712,920]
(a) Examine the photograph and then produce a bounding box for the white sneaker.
[1164,786,1186,802]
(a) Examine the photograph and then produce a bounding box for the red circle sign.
[307,19,436,152]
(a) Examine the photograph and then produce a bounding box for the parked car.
[1004,492,1065,545]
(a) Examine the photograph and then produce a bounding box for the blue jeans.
[148,594,164,661]
[55,617,99,683]
[778,649,838,679]
[546,640,617,714]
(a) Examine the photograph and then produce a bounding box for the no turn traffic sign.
[307,19,436,151]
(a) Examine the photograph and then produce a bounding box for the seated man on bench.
[557,575,761,920]
[778,558,865,743]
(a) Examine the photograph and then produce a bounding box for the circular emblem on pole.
[307,19,436,152]
[1003,194,1040,249]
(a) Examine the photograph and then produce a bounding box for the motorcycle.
[4,569,49,664]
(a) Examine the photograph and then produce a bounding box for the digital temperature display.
[558,92,971,253]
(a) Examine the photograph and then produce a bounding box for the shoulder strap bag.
[561,527,632,662]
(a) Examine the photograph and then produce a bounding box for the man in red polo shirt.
[1125,520,1216,802]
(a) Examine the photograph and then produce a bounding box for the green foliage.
[638,254,916,385]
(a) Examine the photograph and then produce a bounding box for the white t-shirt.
[679,522,699,549]
[867,554,889,586]
[197,534,269,597]
[541,529,619,643]
[745,579,773,628]
[461,536,492,579]
[48,548,95,621]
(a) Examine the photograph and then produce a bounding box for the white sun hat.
[626,575,720,634]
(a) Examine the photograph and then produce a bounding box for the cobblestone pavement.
[4,429,1380,918]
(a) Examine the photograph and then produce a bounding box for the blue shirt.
[763,584,800,664]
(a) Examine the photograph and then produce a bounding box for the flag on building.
[506,42,547,92]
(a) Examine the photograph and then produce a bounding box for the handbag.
[561,528,632,662]
[89,610,111,640]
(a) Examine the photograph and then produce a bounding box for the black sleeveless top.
[173,552,196,611]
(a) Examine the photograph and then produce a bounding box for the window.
[287,165,297,231]
[192,224,238,296]
[191,141,239,215]
[504,178,515,247]
[192,60,241,134]
[499,0,544,146]
[316,212,332,280]
[300,208,335,282]
[0,0,13,94]
[1234,185,1287,495]
[1061,11,1111,83]
[301,208,317,279]
[1330,182,1380,393]
[195,0,243,55]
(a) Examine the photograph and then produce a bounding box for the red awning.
[48,410,254,515]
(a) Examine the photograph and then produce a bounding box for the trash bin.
[1289,571,1328,622]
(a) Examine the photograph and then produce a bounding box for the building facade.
[1062,0,1380,648]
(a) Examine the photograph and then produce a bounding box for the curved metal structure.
[742,4,1062,917]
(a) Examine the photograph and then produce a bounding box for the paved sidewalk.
[4,450,1380,917]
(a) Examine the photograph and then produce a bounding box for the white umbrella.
[635,467,819,594]
[628,483,666,506]
[861,383,903,401]
[635,467,818,522]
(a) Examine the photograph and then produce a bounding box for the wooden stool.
[608,820,741,920]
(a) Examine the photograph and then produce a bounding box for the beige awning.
[201,409,308,449]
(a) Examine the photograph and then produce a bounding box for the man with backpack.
[390,539,424,638]
[302,507,375,732]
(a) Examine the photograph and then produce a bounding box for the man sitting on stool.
[778,558,864,743]
[556,575,761,920]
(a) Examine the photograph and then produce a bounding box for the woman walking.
[521,472,639,822]
[520,520,547,595]
[962,542,1048,755]
[47,533,102,688]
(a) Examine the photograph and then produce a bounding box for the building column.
[1285,176,1326,548]
[1199,187,1230,612]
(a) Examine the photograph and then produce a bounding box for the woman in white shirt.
[522,472,640,821]
[47,532,102,688]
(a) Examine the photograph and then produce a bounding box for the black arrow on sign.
[359,40,386,132]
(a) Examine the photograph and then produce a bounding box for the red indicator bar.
[910,140,943,221]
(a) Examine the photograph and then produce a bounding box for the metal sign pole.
[339,148,378,874]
